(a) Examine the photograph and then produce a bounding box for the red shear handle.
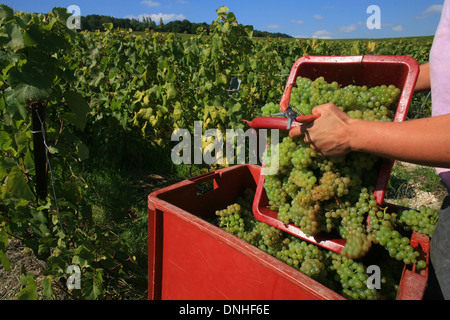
[280,82,294,112]
[280,82,321,124]
[243,117,291,130]
[243,115,320,131]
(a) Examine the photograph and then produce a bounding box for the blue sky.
[2,0,445,39]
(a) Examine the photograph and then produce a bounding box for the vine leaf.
[0,5,14,23]
[42,276,54,298]
[8,55,55,104]
[85,271,103,300]
[76,142,89,161]
[3,22,25,51]
[0,230,11,271]
[63,91,90,131]
[216,6,229,15]
[0,250,11,271]
[18,273,38,300]
[6,166,34,201]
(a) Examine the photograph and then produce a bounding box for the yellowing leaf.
[216,6,229,15]
[215,72,227,86]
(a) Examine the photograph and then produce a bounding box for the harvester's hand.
[289,103,356,157]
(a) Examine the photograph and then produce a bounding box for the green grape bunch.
[289,76,400,121]
[260,76,437,263]
[260,102,282,117]
[213,188,433,300]
[368,208,427,268]
[398,205,439,237]
[212,190,381,300]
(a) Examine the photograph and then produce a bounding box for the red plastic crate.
[148,164,429,300]
[253,55,420,254]
[396,231,430,300]
[285,55,419,204]
[148,164,344,300]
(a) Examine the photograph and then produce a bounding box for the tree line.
[80,14,292,38]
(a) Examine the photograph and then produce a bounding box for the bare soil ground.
[385,161,447,210]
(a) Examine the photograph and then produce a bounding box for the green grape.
[300,257,327,280]
[341,231,372,259]
[287,76,401,117]
[288,168,316,191]
[398,206,439,237]
[261,102,281,117]
[264,174,288,207]
[369,210,422,266]
[327,252,379,300]
[215,203,246,236]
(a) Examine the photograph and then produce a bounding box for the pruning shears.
[243,82,320,131]
[276,81,320,129]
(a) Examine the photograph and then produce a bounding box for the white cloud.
[126,13,186,23]
[141,0,160,7]
[266,24,280,29]
[392,25,404,32]
[423,4,443,14]
[339,24,357,33]
[312,29,331,39]
[416,4,443,19]
[313,14,324,20]
[291,19,304,24]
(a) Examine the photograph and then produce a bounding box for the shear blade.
[286,117,294,130]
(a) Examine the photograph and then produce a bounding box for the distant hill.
[80,14,292,38]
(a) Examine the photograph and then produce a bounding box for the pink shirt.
[430,0,450,189]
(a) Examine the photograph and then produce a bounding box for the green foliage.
[79,12,291,38]
[0,5,138,300]
[0,4,433,300]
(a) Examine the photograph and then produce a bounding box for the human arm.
[289,103,450,168]
[414,62,431,92]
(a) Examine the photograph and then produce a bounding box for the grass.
[79,166,148,299]
[76,142,213,299]
[386,162,447,209]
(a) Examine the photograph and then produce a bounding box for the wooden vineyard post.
[31,101,48,200]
